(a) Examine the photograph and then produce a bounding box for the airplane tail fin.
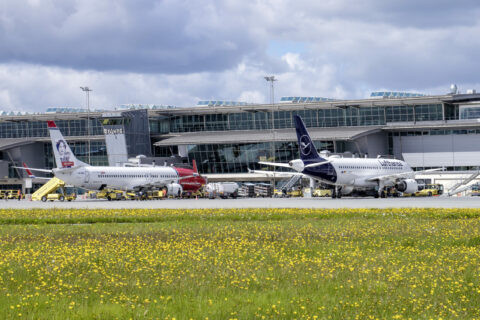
[192,159,198,175]
[47,121,89,168]
[23,162,36,178]
[293,115,323,161]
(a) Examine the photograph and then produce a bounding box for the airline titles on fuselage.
[378,159,403,168]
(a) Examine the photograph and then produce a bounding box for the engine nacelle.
[395,179,418,193]
[167,183,183,197]
[340,186,354,195]
[289,159,305,172]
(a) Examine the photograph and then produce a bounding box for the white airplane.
[254,115,441,198]
[16,121,205,195]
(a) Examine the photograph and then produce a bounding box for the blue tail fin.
[293,115,323,161]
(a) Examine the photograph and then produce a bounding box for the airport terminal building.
[2,90,480,191]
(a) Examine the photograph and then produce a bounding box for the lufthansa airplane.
[18,121,206,194]
[254,115,440,198]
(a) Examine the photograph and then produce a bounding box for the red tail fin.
[23,162,34,177]
[192,159,198,173]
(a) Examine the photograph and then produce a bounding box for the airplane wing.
[412,168,444,174]
[258,161,292,168]
[366,168,444,182]
[259,160,332,169]
[248,168,304,178]
[13,166,53,173]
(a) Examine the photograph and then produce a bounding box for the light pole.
[80,86,92,165]
[264,76,277,192]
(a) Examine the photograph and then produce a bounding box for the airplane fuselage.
[53,165,198,191]
[303,158,414,189]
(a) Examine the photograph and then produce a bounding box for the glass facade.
[149,104,443,134]
[0,119,103,139]
[385,105,414,122]
[459,104,480,119]
[183,140,334,174]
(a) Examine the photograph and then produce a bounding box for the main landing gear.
[331,186,342,199]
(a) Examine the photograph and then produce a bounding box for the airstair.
[447,170,480,196]
[280,174,303,192]
[31,177,65,201]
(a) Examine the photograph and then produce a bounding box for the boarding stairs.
[31,177,65,201]
[447,170,480,196]
[280,174,303,192]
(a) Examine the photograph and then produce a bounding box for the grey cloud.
[2,0,480,111]
[290,0,480,29]
[0,0,263,73]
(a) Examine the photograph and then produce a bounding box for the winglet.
[47,121,57,128]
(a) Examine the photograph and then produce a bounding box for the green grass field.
[0,208,479,319]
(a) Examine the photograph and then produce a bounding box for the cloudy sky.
[1,0,480,112]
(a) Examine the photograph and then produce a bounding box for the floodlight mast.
[80,86,93,165]
[264,76,277,192]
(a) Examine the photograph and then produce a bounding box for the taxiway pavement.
[1,196,479,209]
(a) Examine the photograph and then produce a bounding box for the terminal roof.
[154,126,382,146]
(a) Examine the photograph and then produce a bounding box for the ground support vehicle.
[205,182,239,199]
[412,184,444,197]
[146,190,166,200]
[43,190,76,202]
[183,187,206,199]
[0,190,22,200]
[89,189,125,201]
[471,184,480,196]
[105,190,124,201]
[238,183,255,197]
[31,178,71,201]
[254,183,273,197]
[287,188,303,197]
[273,189,288,198]
[312,189,332,197]
[40,186,76,202]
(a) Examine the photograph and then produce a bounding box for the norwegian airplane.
[254,115,441,198]
[18,121,206,195]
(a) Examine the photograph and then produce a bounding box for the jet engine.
[167,183,183,197]
[340,186,354,195]
[289,159,305,172]
[395,179,418,194]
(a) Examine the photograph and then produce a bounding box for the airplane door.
[84,170,90,183]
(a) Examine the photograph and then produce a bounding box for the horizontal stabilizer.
[258,161,292,168]
[304,160,332,168]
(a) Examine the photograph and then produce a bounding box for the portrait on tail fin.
[56,140,73,167]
